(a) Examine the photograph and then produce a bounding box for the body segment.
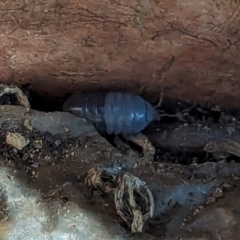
[63,91,156,135]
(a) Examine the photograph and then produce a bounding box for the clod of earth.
[5,132,30,151]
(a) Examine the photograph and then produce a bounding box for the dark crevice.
[0,83,68,112]
[26,88,69,112]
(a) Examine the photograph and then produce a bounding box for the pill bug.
[62,91,160,135]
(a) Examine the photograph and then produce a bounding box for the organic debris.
[84,167,154,233]
[114,172,154,233]
[5,132,30,151]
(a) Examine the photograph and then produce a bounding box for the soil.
[0,91,239,240]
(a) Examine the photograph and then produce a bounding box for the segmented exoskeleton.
[63,91,159,135]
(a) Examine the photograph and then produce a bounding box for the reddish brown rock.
[1,0,240,107]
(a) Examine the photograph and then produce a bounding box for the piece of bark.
[0,105,97,137]
[146,122,240,152]
[1,0,240,108]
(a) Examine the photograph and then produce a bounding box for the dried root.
[84,167,154,233]
[114,172,154,233]
[84,167,118,196]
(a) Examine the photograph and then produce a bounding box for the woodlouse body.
[63,92,157,135]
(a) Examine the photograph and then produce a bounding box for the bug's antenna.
[152,56,175,110]
[154,86,164,109]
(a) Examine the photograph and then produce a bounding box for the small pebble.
[192,208,200,216]
[64,127,70,133]
[221,182,233,191]
[212,188,224,198]
[206,197,216,204]
[33,140,43,149]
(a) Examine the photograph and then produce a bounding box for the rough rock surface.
[1,0,240,107]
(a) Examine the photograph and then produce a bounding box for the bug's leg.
[92,123,130,153]
[124,133,156,164]
[153,87,164,109]
[113,136,132,153]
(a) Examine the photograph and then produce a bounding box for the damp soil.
[0,86,240,240]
